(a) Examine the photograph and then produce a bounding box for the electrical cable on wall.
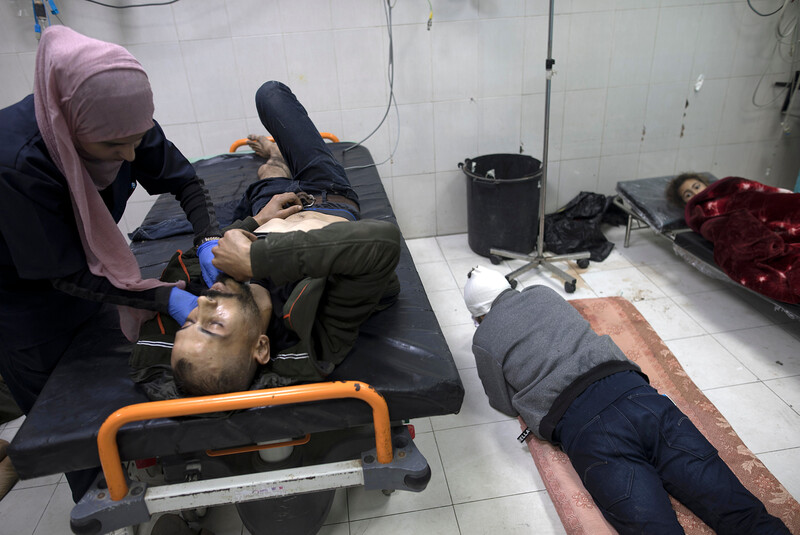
[84,0,180,9]
[750,0,799,113]
[343,0,402,171]
[747,0,787,17]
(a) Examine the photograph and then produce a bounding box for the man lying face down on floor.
[129,81,401,397]
[461,267,790,535]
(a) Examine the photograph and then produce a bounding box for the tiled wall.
[2,0,799,239]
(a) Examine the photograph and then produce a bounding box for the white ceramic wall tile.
[431,20,479,101]
[387,102,435,176]
[758,448,800,501]
[405,237,446,264]
[608,9,658,87]
[330,0,385,30]
[283,31,341,113]
[391,173,437,238]
[127,42,195,126]
[0,1,38,54]
[225,0,283,37]
[230,36,289,114]
[717,75,785,146]
[522,14,570,95]
[478,0,525,18]
[703,382,800,453]
[641,82,689,153]
[431,367,514,431]
[435,169,468,236]
[436,419,546,503]
[54,1,124,46]
[455,492,567,535]
[305,110,344,144]
[598,154,640,194]
[637,150,678,178]
[675,145,716,173]
[691,3,739,80]
[713,141,776,183]
[557,157,600,206]
[526,0,574,16]
[334,28,388,109]
[565,12,613,91]
[180,38,244,123]
[602,85,648,157]
[632,296,707,340]
[561,89,605,160]
[521,92,565,162]
[277,0,332,34]
[543,160,562,213]
[477,96,523,155]
[348,506,460,535]
[171,0,231,41]
[666,335,758,391]
[637,261,725,297]
[441,323,478,370]
[731,2,791,77]
[650,6,701,84]
[391,24,433,105]
[340,106,392,165]
[433,99,479,173]
[572,0,615,12]
[712,326,800,380]
[389,0,436,26]
[118,4,178,45]
[477,18,525,98]
[580,267,666,301]
[123,200,156,232]
[427,288,472,328]
[426,1,479,23]
[197,118,249,156]
[159,123,204,161]
[0,54,31,108]
[671,290,775,334]
[347,433,452,520]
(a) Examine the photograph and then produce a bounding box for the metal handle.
[229,132,340,153]
[97,381,392,501]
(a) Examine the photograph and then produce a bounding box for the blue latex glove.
[197,239,221,287]
[168,287,198,325]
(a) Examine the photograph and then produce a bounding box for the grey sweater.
[472,285,645,442]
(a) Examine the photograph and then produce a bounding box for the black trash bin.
[460,154,542,258]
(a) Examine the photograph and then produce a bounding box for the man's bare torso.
[255,210,347,234]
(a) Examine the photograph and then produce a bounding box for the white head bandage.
[463,266,512,318]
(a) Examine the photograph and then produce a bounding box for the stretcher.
[8,142,465,534]
[614,174,800,320]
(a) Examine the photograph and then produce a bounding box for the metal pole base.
[490,247,590,294]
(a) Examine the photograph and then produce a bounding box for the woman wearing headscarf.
[0,27,218,442]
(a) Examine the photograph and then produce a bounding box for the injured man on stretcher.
[130,81,401,398]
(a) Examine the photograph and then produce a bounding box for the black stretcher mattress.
[616,173,717,233]
[10,143,465,479]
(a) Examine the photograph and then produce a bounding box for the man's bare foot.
[246,134,281,160]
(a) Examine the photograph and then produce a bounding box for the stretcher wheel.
[508,278,518,289]
[564,280,576,293]
[489,254,503,265]
[577,258,590,269]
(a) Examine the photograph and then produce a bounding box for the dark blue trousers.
[234,81,359,220]
[556,376,790,534]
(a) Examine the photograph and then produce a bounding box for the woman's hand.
[212,229,257,281]
[253,192,303,225]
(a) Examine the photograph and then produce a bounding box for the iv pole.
[489,0,590,293]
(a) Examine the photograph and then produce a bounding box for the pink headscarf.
[34,26,182,341]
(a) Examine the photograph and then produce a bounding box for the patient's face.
[678,178,707,203]
[172,278,266,378]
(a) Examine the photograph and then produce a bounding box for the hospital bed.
[8,141,465,534]
[614,174,800,320]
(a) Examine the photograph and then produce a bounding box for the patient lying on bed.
[667,173,800,303]
[129,81,401,398]
[462,266,790,535]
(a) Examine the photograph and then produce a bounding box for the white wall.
[2,0,799,239]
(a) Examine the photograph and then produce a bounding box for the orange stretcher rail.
[97,381,392,501]
[229,132,340,153]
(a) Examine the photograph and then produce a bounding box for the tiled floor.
[2,226,799,534]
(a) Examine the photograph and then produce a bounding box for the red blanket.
[685,177,800,304]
